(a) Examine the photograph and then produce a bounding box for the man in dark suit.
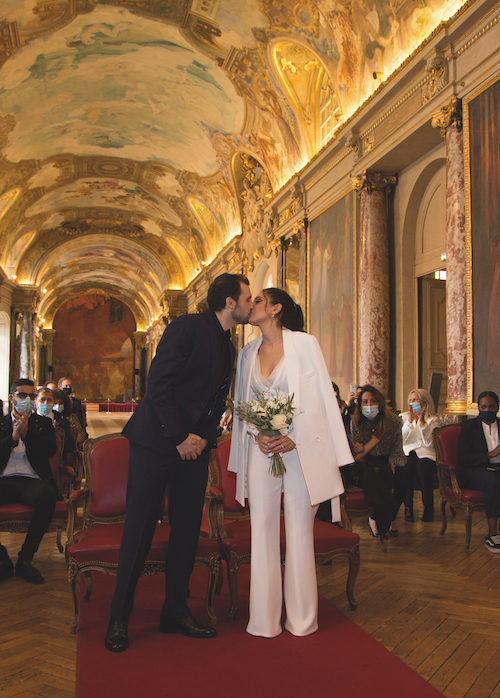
[0,379,59,584]
[57,377,86,434]
[105,273,252,652]
[458,390,500,552]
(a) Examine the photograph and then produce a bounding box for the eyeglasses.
[15,392,36,399]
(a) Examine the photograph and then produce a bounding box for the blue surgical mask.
[37,403,53,417]
[410,402,421,414]
[52,404,63,413]
[14,398,35,414]
[362,405,379,420]
[479,410,497,422]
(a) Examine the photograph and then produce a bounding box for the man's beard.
[231,305,251,324]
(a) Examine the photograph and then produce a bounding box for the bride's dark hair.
[263,288,305,332]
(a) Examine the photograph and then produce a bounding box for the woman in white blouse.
[228,288,353,638]
[401,389,440,522]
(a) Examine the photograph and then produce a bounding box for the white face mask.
[362,405,379,420]
[52,403,63,413]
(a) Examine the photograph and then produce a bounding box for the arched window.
[0,311,10,407]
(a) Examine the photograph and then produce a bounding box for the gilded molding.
[431,97,462,138]
[351,170,397,196]
[443,398,467,415]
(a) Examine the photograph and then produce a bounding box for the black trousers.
[405,450,437,515]
[0,476,57,560]
[110,440,210,623]
[458,465,500,519]
[362,457,397,536]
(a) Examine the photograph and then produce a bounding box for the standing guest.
[52,389,86,446]
[0,379,60,584]
[57,377,86,433]
[228,288,352,638]
[105,273,252,652]
[457,391,500,552]
[401,389,440,522]
[351,385,406,539]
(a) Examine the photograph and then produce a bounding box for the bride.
[228,288,353,637]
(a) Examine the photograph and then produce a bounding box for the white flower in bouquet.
[233,390,297,476]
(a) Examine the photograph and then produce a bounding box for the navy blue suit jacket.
[123,312,235,454]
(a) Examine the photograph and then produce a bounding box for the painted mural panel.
[467,78,500,402]
[309,192,355,399]
[53,295,136,402]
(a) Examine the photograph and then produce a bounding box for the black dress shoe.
[160,613,217,639]
[0,555,14,581]
[105,617,129,653]
[15,558,44,584]
[404,506,414,522]
[421,511,434,522]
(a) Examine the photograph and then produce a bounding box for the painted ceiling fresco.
[0,0,466,329]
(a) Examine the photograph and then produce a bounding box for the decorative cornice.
[431,97,462,138]
[351,171,397,196]
[421,52,449,104]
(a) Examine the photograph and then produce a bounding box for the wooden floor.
[1,411,500,697]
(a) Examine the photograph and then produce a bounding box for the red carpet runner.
[76,567,443,698]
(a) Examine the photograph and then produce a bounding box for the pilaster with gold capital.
[352,171,396,397]
[432,98,466,415]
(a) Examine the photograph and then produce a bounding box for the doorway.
[419,271,447,412]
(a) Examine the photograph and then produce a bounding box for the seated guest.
[457,391,500,553]
[401,389,440,522]
[350,385,406,539]
[52,389,86,446]
[57,377,86,433]
[37,388,75,467]
[0,379,60,584]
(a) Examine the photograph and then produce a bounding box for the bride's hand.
[261,434,295,454]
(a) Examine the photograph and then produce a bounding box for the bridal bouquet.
[233,390,296,477]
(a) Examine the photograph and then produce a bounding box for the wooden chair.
[434,424,485,547]
[207,434,360,620]
[65,432,221,632]
[341,490,373,531]
[0,427,68,553]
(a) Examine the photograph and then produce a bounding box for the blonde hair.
[408,388,437,417]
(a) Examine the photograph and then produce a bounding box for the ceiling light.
[11,274,16,280]
[42,288,47,294]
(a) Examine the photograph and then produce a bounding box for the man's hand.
[13,408,29,438]
[176,433,208,460]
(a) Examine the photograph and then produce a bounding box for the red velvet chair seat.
[66,433,221,632]
[440,486,484,507]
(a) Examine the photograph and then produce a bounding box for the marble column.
[432,98,466,415]
[133,331,147,398]
[352,171,397,398]
[19,311,30,379]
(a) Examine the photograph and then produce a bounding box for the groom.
[105,273,252,652]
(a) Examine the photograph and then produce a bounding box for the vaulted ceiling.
[0,0,462,329]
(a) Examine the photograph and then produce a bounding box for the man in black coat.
[0,379,59,584]
[457,390,500,552]
[105,273,253,652]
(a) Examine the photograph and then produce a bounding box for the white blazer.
[227,329,354,519]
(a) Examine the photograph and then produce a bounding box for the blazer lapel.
[283,330,300,409]
[242,337,261,400]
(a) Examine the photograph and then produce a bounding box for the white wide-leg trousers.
[246,442,318,638]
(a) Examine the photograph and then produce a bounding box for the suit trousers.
[110,440,209,622]
[0,476,57,560]
[246,442,318,638]
[458,465,500,519]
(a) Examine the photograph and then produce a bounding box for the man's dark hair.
[57,377,70,388]
[207,273,249,312]
[14,378,35,390]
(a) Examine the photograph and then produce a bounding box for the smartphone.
[350,384,356,393]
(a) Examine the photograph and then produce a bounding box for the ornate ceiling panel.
[0,0,467,328]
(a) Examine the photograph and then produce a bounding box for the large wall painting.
[465,76,500,405]
[308,192,356,398]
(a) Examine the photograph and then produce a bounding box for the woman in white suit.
[228,288,353,638]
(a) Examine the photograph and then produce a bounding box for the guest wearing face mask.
[0,379,60,584]
[401,389,440,523]
[36,388,75,466]
[350,385,406,540]
[52,389,86,446]
[457,391,500,553]
[57,377,86,434]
